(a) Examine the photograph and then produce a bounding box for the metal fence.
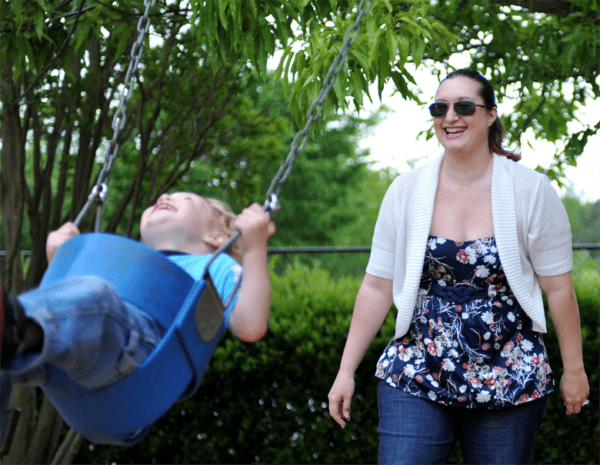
[1,244,599,281]
[267,244,600,253]
[265,244,600,279]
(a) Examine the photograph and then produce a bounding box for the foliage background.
[0,0,598,462]
[75,251,599,465]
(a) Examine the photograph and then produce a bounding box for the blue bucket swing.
[36,231,237,445]
[30,189,279,446]
[0,0,374,453]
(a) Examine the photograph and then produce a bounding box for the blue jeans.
[6,276,165,390]
[377,380,548,465]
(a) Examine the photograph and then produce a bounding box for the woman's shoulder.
[496,155,564,219]
[496,154,553,195]
[388,155,441,191]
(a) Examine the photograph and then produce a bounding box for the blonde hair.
[207,198,243,264]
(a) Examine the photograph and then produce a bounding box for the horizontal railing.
[1,244,599,257]
[267,244,600,254]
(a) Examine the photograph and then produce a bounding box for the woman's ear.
[487,107,498,128]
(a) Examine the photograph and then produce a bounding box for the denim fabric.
[7,276,165,390]
[377,380,548,465]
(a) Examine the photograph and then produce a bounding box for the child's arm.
[227,203,275,342]
[46,222,81,263]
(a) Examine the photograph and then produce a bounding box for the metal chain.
[206,0,375,281]
[74,0,158,229]
[76,0,373,232]
[263,0,375,210]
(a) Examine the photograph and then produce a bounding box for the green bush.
[530,251,599,465]
[76,254,599,464]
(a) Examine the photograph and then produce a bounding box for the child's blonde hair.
[207,198,243,264]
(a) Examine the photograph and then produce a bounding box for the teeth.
[154,203,176,212]
[446,128,464,134]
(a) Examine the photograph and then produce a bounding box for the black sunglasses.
[429,101,488,117]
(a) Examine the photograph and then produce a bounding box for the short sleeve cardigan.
[366,153,572,340]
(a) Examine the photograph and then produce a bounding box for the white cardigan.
[366,153,573,339]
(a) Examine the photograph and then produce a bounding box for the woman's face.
[433,76,497,156]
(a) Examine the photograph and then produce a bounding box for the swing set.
[0,0,374,452]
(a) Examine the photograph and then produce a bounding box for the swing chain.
[90,183,108,232]
[264,0,375,204]
[263,193,280,214]
[74,182,110,230]
[74,0,158,229]
[89,183,108,204]
[206,0,374,285]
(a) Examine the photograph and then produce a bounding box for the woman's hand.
[328,370,355,428]
[327,274,393,428]
[560,368,589,415]
[46,222,80,263]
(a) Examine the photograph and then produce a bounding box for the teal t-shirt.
[162,252,242,327]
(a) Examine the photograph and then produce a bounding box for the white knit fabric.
[366,153,573,340]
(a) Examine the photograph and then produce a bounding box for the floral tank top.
[376,236,554,408]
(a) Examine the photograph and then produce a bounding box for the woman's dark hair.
[442,69,521,161]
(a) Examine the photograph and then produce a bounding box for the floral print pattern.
[376,237,554,408]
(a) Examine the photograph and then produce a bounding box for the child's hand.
[46,222,80,263]
[232,203,276,252]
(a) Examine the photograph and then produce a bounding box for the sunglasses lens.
[429,103,448,117]
[429,101,484,117]
[454,101,477,115]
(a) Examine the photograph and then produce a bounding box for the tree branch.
[0,0,87,117]
[488,0,578,17]
[50,429,83,465]
[518,83,547,136]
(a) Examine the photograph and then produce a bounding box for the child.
[0,192,275,391]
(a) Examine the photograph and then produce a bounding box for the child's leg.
[6,276,165,390]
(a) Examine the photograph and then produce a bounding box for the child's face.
[140,192,221,246]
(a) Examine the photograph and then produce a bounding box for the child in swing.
[0,193,275,391]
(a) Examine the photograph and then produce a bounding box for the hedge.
[77,252,599,464]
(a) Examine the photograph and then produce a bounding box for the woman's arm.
[328,273,393,427]
[537,271,589,415]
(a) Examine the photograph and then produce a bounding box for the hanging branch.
[0,0,87,117]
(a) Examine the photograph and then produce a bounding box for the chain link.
[264,0,375,208]
[76,0,374,229]
[207,0,375,281]
[74,0,158,229]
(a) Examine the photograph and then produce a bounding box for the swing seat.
[36,233,230,445]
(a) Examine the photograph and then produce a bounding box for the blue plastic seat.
[35,233,229,445]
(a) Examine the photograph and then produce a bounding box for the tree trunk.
[3,385,36,465]
[24,396,64,465]
[0,89,26,293]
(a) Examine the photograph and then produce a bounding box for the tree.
[269,0,599,182]
[250,82,388,247]
[0,2,287,463]
[1,1,598,463]
[562,192,600,262]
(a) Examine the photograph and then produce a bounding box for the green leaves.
[193,0,298,73]
[424,0,599,181]
[74,255,600,464]
[193,0,455,127]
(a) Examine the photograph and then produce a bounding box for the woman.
[328,69,589,464]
